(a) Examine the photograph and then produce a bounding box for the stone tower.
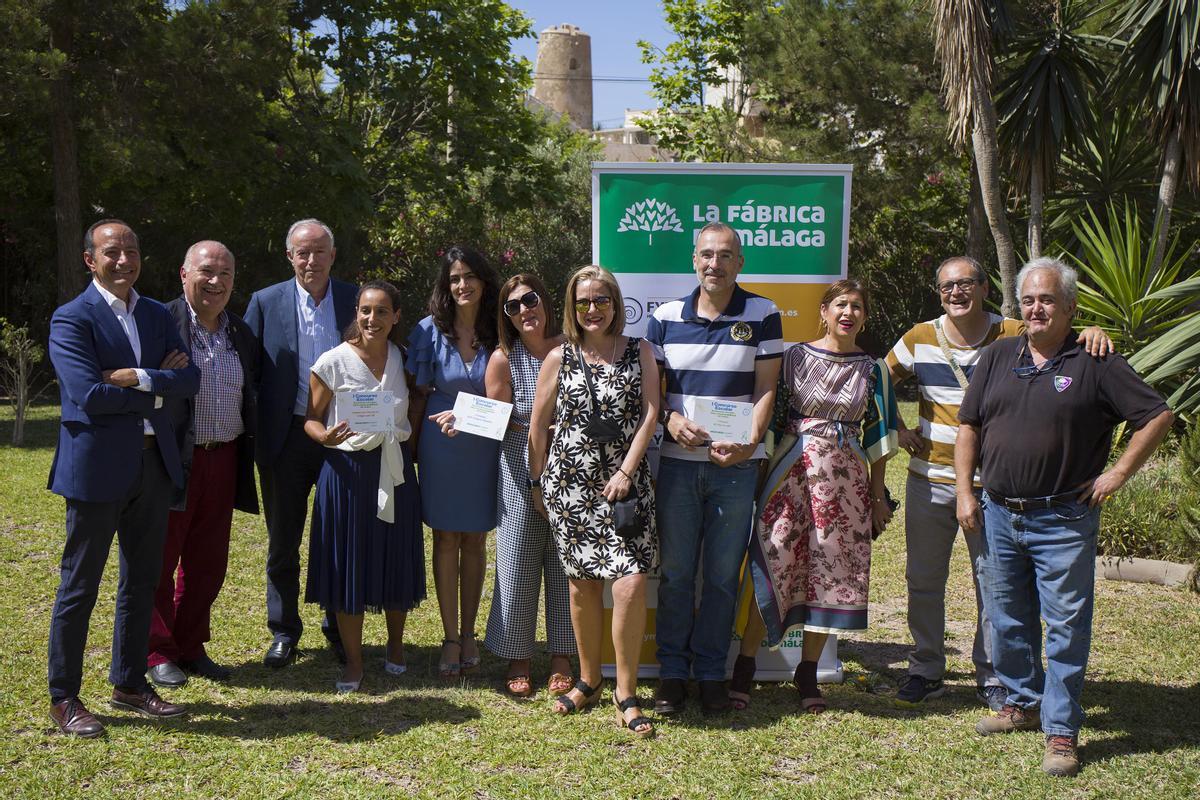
[533,24,593,131]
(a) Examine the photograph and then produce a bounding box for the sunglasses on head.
[574,296,613,314]
[503,290,541,317]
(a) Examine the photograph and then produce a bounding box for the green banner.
[595,169,848,277]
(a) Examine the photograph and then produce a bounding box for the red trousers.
[148,443,237,666]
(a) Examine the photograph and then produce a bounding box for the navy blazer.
[165,296,261,514]
[48,283,201,503]
[242,277,357,466]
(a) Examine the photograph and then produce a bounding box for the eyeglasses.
[503,291,541,317]
[574,296,613,314]
[937,279,980,294]
[1012,341,1066,379]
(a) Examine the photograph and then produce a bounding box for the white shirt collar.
[92,278,139,313]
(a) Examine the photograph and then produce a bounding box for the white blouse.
[311,341,411,522]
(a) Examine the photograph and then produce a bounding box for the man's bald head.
[183,240,235,271]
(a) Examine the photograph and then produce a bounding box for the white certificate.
[451,392,513,441]
[692,398,754,444]
[334,390,395,433]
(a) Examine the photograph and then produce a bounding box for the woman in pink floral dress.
[748,279,898,713]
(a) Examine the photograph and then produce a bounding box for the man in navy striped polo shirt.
[645,222,783,716]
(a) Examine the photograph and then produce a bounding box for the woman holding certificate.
[750,279,898,713]
[304,280,424,693]
[406,246,501,678]
[528,265,659,738]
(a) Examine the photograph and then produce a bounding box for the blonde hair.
[561,265,625,345]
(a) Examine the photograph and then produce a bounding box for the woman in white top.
[305,280,424,693]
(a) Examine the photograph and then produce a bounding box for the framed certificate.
[451,392,513,441]
[692,398,754,444]
[334,390,395,433]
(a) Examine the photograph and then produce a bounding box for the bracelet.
[616,467,631,480]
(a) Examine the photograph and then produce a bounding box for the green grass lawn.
[1,402,1197,799]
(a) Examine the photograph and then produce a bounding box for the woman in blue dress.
[407,246,501,677]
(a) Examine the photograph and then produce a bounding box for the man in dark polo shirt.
[955,257,1173,778]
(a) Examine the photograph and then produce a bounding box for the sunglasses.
[574,295,613,314]
[1012,340,1066,379]
[503,290,541,317]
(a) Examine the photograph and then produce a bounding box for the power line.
[532,72,651,83]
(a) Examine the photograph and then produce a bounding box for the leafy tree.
[638,0,769,161]
[1110,0,1200,286]
[996,0,1104,257]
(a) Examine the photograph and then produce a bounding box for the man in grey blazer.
[243,219,357,667]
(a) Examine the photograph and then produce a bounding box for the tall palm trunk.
[1149,127,1182,289]
[971,84,1019,318]
[966,159,991,267]
[1028,168,1043,259]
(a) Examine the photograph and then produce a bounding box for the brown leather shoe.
[50,697,105,738]
[111,685,187,718]
[1043,735,1080,777]
[976,703,1041,735]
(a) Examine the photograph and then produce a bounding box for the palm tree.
[1111,0,1200,287]
[996,0,1104,258]
[932,0,1020,317]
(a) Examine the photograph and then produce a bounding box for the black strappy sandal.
[729,654,756,710]
[553,679,600,715]
[614,694,655,738]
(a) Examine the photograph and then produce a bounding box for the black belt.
[142,434,156,450]
[196,440,234,451]
[993,491,1078,512]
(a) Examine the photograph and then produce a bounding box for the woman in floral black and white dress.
[528,265,659,737]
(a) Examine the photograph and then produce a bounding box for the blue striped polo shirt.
[645,285,784,461]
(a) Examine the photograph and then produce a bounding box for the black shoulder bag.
[578,345,643,539]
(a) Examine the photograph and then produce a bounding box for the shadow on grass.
[1079,680,1200,763]
[99,692,481,741]
[0,403,60,450]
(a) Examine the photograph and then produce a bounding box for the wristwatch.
[658,407,674,426]
[528,477,541,489]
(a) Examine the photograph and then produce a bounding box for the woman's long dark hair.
[497,273,560,355]
[428,245,500,351]
[344,279,405,347]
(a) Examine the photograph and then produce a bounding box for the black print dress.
[543,339,658,579]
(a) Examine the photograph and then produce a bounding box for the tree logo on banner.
[617,198,683,245]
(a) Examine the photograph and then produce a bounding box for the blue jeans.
[977,491,1100,737]
[655,457,758,681]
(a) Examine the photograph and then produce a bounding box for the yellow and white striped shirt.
[885,313,1024,485]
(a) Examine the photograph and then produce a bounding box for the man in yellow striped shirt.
[886,256,1111,708]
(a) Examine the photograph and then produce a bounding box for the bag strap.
[577,344,615,472]
[933,318,970,391]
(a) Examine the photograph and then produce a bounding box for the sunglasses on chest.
[1012,340,1066,379]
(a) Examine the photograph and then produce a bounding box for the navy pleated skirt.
[306,444,426,614]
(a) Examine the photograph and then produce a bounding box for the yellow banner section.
[741,281,831,343]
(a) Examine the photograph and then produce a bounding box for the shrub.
[1099,426,1200,585]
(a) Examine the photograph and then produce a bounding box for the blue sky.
[508,0,674,128]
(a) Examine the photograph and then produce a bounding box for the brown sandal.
[547,672,575,696]
[505,674,533,698]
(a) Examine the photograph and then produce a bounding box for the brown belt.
[142,434,156,450]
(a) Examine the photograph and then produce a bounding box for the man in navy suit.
[147,241,260,688]
[243,219,356,667]
[46,219,201,737]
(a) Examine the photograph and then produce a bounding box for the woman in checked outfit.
[482,273,577,698]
